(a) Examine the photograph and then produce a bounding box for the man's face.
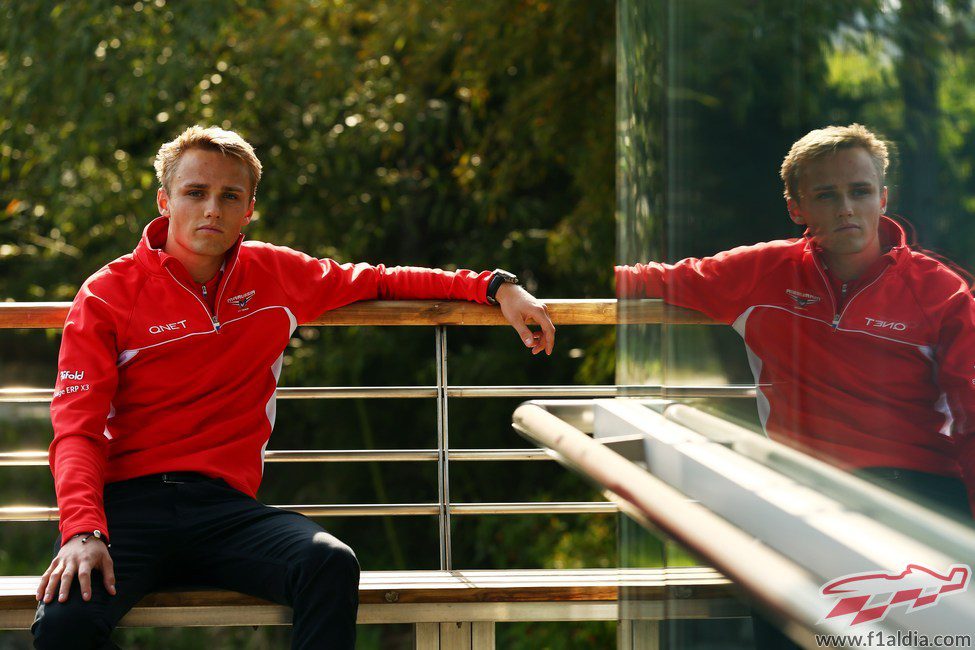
[788,147,887,258]
[156,148,254,263]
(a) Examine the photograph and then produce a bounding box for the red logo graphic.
[820,564,970,626]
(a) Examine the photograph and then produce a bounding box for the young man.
[616,124,975,517]
[32,125,556,649]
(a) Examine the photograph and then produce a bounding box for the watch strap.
[486,269,519,305]
[74,530,110,547]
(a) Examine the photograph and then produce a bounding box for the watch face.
[487,270,518,304]
[495,269,519,284]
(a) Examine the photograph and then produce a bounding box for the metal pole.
[0,501,619,522]
[0,384,761,404]
[435,326,452,570]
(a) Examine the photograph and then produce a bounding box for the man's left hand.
[496,283,555,355]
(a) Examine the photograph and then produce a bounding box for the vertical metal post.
[435,326,452,570]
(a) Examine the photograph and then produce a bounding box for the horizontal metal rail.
[0,299,716,329]
[269,387,438,399]
[448,449,551,461]
[450,502,619,515]
[0,502,617,522]
[0,449,558,467]
[448,385,756,398]
[0,385,758,403]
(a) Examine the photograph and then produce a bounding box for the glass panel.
[618,517,754,649]
[617,0,975,646]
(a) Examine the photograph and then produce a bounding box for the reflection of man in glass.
[617,124,975,520]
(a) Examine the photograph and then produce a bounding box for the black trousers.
[31,473,359,650]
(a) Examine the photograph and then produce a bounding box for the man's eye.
[816,192,834,200]
[188,190,204,197]
[852,188,871,196]
[224,193,239,200]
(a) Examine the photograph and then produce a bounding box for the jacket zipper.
[813,254,889,330]
[834,283,847,328]
[163,239,241,333]
[200,285,220,330]
[834,268,889,330]
[165,268,221,332]
[812,255,840,329]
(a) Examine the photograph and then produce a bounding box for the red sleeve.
[931,284,975,516]
[615,245,771,324]
[49,282,120,544]
[264,245,494,324]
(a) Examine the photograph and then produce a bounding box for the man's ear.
[880,186,888,214]
[242,199,255,227]
[157,187,170,216]
[787,198,805,225]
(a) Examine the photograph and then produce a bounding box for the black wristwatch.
[486,269,519,305]
[73,530,109,547]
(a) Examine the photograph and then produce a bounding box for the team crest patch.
[786,289,821,309]
[227,290,256,309]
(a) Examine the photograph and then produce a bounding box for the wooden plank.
[618,619,632,650]
[0,601,648,629]
[357,601,623,625]
[0,579,618,609]
[0,300,715,330]
[1,597,749,629]
[415,622,440,649]
[440,621,471,649]
[314,301,578,326]
[633,620,660,650]
[618,619,662,650]
[0,568,733,611]
[472,621,495,650]
[0,303,69,329]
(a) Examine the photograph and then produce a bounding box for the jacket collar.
[133,216,244,282]
[803,215,909,264]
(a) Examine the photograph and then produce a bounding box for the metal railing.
[512,400,975,646]
[0,299,741,570]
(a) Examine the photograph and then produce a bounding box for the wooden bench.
[0,567,744,648]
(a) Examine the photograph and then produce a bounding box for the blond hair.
[154,125,263,199]
[780,124,889,203]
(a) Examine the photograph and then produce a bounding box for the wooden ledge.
[0,300,715,329]
[0,568,741,628]
[0,568,731,610]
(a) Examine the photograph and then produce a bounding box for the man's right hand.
[36,534,116,603]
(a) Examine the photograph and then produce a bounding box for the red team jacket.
[50,216,492,543]
[616,218,975,507]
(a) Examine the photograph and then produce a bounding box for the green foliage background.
[0,1,615,647]
[5,0,975,647]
